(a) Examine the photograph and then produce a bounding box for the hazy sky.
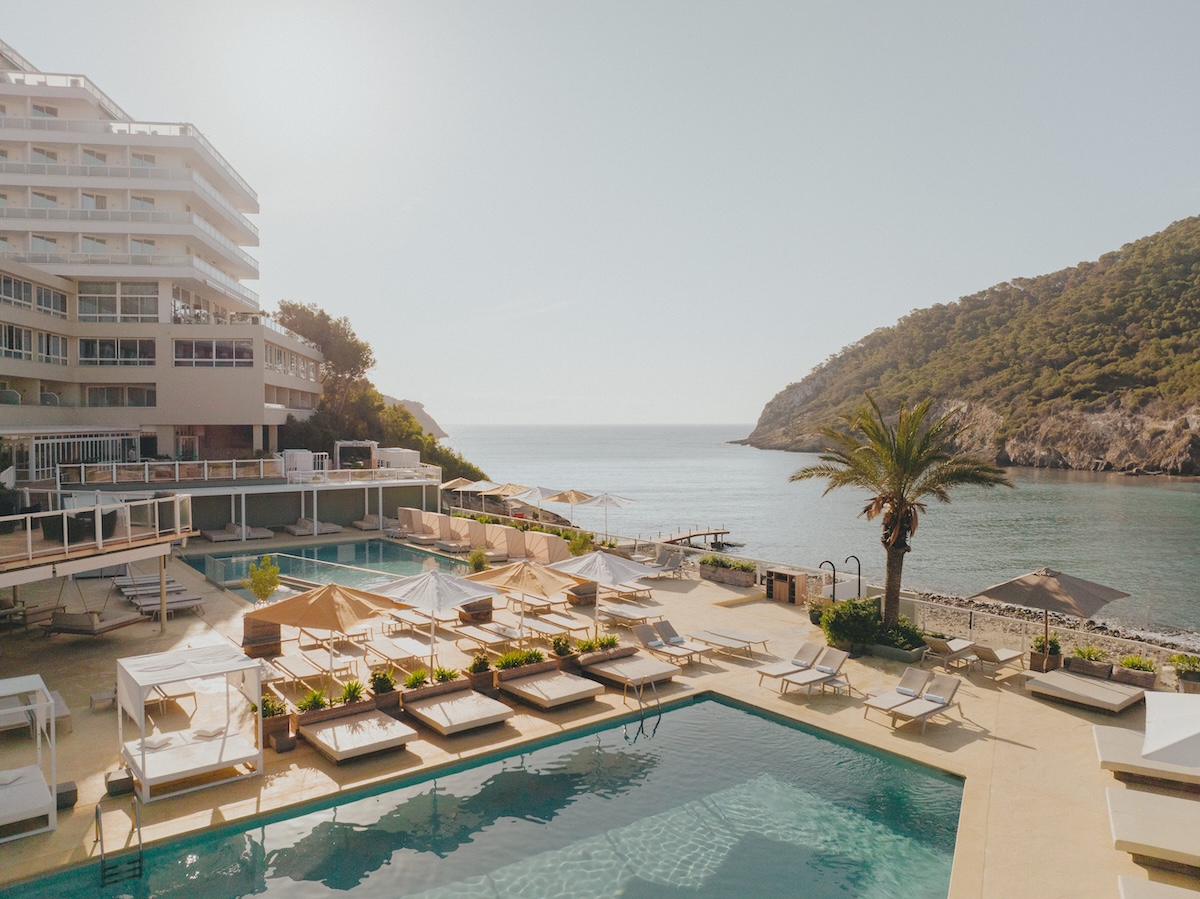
[6,2,1200,426]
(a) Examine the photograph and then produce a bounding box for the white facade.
[0,39,322,479]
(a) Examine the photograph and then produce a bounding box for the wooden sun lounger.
[540,612,592,635]
[519,617,568,642]
[402,685,514,736]
[704,626,770,652]
[275,653,339,689]
[780,648,851,698]
[364,636,430,671]
[1094,725,1200,790]
[1107,786,1200,876]
[598,603,663,628]
[298,710,417,764]
[119,581,187,597]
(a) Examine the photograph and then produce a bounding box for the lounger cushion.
[896,686,917,697]
[499,671,603,710]
[1027,669,1145,713]
[1107,786,1200,872]
[299,710,417,764]
[584,655,681,688]
[403,689,514,736]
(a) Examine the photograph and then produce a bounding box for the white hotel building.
[0,38,322,482]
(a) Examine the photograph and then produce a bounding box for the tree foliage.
[275,301,375,425]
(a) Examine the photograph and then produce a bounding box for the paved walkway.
[0,540,1196,896]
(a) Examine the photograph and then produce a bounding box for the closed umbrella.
[466,560,584,647]
[1142,693,1200,767]
[544,489,593,525]
[970,567,1128,671]
[575,492,636,541]
[375,570,498,672]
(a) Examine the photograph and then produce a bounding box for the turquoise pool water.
[185,539,466,597]
[4,697,961,898]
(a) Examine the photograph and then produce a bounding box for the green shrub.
[1032,632,1061,655]
[467,548,489,572]
[1072,644,1107,661]
[1170,654,1200,673]
[297,689,327,712]
[468,653,491,674]
[495,651,528,670]
[338,679,365,705]
[240,554,280,604]
[523,649,545,665]
[434,666,459,683]
[597,635,619,650]
[1120,654,1157,672]
[369,668,396,694]
[404,669,429,689]
[567,531,594,556]
[821,597,881,649]
[698,554,755,572]
[551,635,572,656]
[575,637,598,653]
[876,616,926,651]
[259,693,286,718]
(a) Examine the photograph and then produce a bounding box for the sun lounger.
[614,582,653,601]
[598,603,663,628]
[498,669,604,709]
[275,653,343,689]
[364,636,430,671]
[582,653,682,700]
[127,594,204,617]
[973,645,1025,678]
[1026,668,1145,714]
[517,617,567,643]
[119,580,187,596]
[540,612,592,636]
[352,514,399,531]
[1107,786,1200,875]
[632,623,701,665]
[435,537,471,553]
[756,642,824,687]
[923,636,976,670]
[688,629,758,659]
[886,673,962,733]
[285,518,342,536]
[704,626,770,652]
[1094,725,1200,790]
[298,710,417,764]
[454,624,516,654]
[863,667,933,720]
[779,648,850,697]
[402,684,513,736]
[506,593,564,614]
[648,552,685,578]
[482,621,523,643]
[650,620,713,658]
[0,765,54,832]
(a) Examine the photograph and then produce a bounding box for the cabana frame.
[0,674,56,843]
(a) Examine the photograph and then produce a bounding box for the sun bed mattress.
[1027,669,1145,713]
[121,730,259,789]
[0,765,53,828]
[1107,786,1200,873]
[498,671,603,710]
[584,655,681,688]
[1094,725,1200,787]
[403,688,514,735]
[298,710,417,764]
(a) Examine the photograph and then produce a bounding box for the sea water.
[445,424,1200,634]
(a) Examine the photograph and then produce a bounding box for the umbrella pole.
[1044,610,1050,673]
[430,615,436,675]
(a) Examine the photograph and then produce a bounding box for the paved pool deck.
[0,535,1196,897]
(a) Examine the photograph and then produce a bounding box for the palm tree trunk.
[881,540,908,629]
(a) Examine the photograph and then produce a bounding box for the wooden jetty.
[662,528,732,547]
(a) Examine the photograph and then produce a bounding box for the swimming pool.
[5,697,961,898]
[186,539,466,594]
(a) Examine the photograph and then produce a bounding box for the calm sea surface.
[445,424,1200,634]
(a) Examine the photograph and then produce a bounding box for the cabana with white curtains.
[117,645,262,803]
[0,675,56,843]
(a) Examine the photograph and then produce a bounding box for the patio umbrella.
[440,477,474,513]
[465,560,584,647]
[481,482,530,498]
[508,485,561,520]
[245,583,399,682]
[970,567,1129,671]
[455,479,499,512]
[544,489,594,525]
[551,551,662,638]
[575,492,636,541]
[1142,693,1200,767]
[375,570,498,672]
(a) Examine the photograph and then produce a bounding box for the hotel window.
[31,147,57,163]
[126,385,156,406]
[78,281,118,321]
[79,338,155,366]
[35,287,67,318]
[82,148,106,165]
[0,193,6,207]
[31,234,57,252]
[81,192,107,210]
[131,238,155,255]
[131,152,155,167]
[86,386,122,407]
[31,191,58,209]
[130,195,154,211]
[82,235,107,253]
[174,338,253,367]
[31,104,58,118]
[0,324,32,359]
[0,275,32,308]
[120,282,158,321]
[37,332,67,365]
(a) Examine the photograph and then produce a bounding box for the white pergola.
[0,674,56,843]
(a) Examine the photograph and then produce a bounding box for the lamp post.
[844,555,862,599]
[819,560,837,601]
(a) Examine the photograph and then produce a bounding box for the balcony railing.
[286,463,442,485]
[2,251,259,307]
[58,458,285,488]
[0,207,259,269]
[0,70,131,122]
[228,313,321,351]
[0,105,256,203]
[0,160,259,237]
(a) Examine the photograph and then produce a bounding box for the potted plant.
[240,554,280,605]
[821,597,880,657]
[370,667,399,713]
[1030,632,1062,672]
[258,692,290,745]
[1113,654,1157,690]
[1064,645,1112,679]
[401,667,467,703]
[871,615,927,663]
[577,635,638,667]
[1170,654,1200,693]
[467,548,489,573]
[466,653,498,696]
[493,649,557,684]
[697,554,757,588]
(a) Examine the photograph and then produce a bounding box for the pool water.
[185,539,465,598]
[4,698,961,898]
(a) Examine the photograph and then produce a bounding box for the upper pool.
[185,538,466,594]
[4,697,962,898]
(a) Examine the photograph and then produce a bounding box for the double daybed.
[285,518,343,536]
[298,710,417,764]
[201,523,273,542]
[0,676,57,844]
[1107,787,1200,876]
[1094,725,1200,790]
[497,663,604,710]
[580,647,681,700]
[1026,658,1146,713]
[402,685,514,736]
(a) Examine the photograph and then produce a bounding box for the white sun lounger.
[540,612,591,635]
[704,627,770,652]
[364,636,430,671]
[863,667,933,720]
[517,617,567,642]
[499,670,604,710]
[1093,725,1200,789]
[886,673,962,733]
[688,629,758,659]
[598,603,663,628]
[780,648,850,697]
[402,685,514,736]
[1107,786,1200,875]
[298,710,417,764]
[756,642,824,687]
[454,625,516,654]
[632,623,701,665]
[651,621,713,659]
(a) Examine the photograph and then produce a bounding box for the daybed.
[402,684,513,736]
[202,523,273,542]
[1026,658,1146,713]
[1107,786,1200,875]
[284,518,342,536]
[498,667,604,710]
[44,609,145,636]
[352,513,399,531]
[1093,725,1200,790]
[121,729,259,798]
[0,765,54,833]
[298,710,417,764]
[581,646,681,700]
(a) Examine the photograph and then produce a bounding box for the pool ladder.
[95,797,144,886]
[623,679,663,743]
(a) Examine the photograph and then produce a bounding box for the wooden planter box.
[566,583,597,606]
[292,698,375,731]
[870,643,927,664]
[1064,657,1113,679]
[261,714,291,747]
[1029,652,1062,673]
[1178,672,1200,694]
[372,690,400,714]
[400,679,468,705]
[577,646,637,667]
[555,653,582,674]
[457,598,494,625]
[467,670,498,697]
[494,659,559,685]
[698,564,756,588]
[1112,667,1157,690]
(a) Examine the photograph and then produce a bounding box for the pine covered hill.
[745,216,1200,474]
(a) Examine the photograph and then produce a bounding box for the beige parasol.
[480,483,530,498]
[543,489,594,525]
[465,560,585,647]
[440,477,474,513]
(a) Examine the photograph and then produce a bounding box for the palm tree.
[790,396,1012,629]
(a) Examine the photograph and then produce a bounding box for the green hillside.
[747,216,1200,471]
